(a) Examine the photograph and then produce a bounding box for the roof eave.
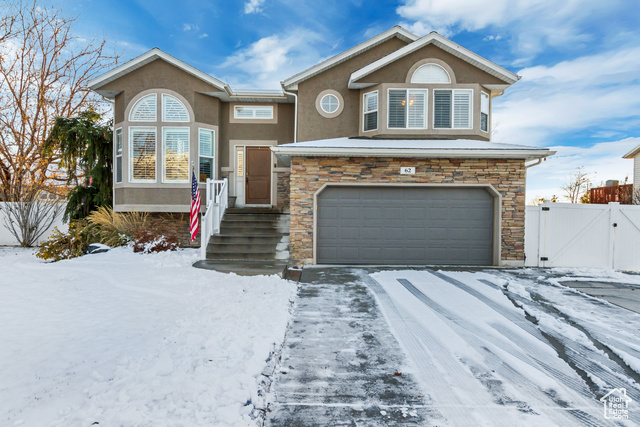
[271,146,554,161]
[623,144,640,159]
[282,26,419,90]
[88,48,228,91]
[348,33,520,88]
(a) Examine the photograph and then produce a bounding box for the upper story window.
[411,64,451,84]
[433,89,472,129]
[388,89,427,129]
[162,94,190,122]
[363,90,378,132]
[129,94,157,122]
[481,92,489,132]
[234,105,273,119]
[320,94,339,114]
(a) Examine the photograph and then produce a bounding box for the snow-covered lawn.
[0,247,297,427]
[367,268,640,426]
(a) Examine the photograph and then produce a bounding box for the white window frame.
[129,93,157,122]
[233,105,274,120]
[480,92,489,133]
[129,126,157,183]
[161,126,190,184]
[162,93,190,123]
[115,127,123,184]
[198,128,216,183]
[320,94,340,114]
[432,89,474,130]
[386,88,428,130]
[362,90,378,132]
[411,64,451,84]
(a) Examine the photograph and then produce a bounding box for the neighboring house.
[623,144,640,194]
[89,26,553,267]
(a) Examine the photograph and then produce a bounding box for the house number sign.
[400,167,415,175]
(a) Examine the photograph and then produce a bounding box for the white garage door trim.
[312,182,502,265]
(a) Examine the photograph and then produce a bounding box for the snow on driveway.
[367,269,640,426]
[0,247,296,427]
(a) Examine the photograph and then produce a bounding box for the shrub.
[87,206,148,247]
[35,220,97,261]
[132,224,178,253]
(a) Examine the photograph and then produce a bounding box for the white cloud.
[397,0,623,59]
[199,33,209,39]
[492,45,640,147]
[244,0,266,14]
[526,138,639,203]
[218,29,323,89]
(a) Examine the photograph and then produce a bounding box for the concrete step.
[223,213,288,222]
[207,242,289,253]
[220,224,289,234]
[225,207,285,215]
[210,234,289,244]
[206,251,289,261]
[192,259,288,276]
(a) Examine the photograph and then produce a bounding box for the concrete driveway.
[266,267,640,426]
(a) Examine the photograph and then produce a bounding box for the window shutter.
[163,128,190,182]
[129,95,157,122]
[453,90,472,129]
[407,90,426,128]
[434,90,452,128]
[130,128,156,181]
[388,90,407,128]
[162,94,189,122]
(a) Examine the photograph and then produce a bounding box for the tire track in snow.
[361,272,538,426]
[395,277,605,427]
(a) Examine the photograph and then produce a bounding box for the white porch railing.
[200,178,229,259]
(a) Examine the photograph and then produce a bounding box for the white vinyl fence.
[525,202,640,270]
[0,202,67,246]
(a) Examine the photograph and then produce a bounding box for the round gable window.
[315,89,344,118]
[321,94,339,113]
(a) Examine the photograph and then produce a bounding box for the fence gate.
[525,202,640,269]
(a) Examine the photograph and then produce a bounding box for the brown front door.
[245,146,271,205]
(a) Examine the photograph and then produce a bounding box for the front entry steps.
[193,207,290,276]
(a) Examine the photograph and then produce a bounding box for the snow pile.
[0,247,297,426]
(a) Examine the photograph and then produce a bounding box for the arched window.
[129,94,157,122]
[162,94,190,122]
[411,64,451,84]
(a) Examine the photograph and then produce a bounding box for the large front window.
[129,127,156,182]
[434,89,472,129]
[162,127,190,183]
[388,89,427,129]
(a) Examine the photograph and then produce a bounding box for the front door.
[245,146,271,205]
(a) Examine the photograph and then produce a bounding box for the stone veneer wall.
[147,212,199,248]
[277,171,291,211]
[289,157,526,266]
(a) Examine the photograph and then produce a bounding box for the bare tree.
[561,167,591,203]
[530,195,559,206]
[0,183,63,246]
[0,0,119,202]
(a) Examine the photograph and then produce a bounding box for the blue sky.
[69,0,640,201]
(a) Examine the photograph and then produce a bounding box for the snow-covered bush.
[35,220,97,261]
[132,228,178,253]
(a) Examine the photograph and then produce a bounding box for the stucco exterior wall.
[297,37,409,142]
[288,157,526,266]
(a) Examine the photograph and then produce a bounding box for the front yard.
[0,247,296,426]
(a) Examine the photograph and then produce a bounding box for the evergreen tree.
[43,110,113,221]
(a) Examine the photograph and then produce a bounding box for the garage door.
[317,186,494,265]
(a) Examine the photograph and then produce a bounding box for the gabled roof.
[271,137,554,161]
[282,26,419,90]
[623,144,640,159]
[88,48,228,97]
[348,32,520,90]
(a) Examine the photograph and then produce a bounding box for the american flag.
[190,168,201,242]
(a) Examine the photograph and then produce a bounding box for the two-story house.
[89,26,553,268]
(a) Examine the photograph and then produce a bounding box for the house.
[88,26,554,267]
[623,144,640,195]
